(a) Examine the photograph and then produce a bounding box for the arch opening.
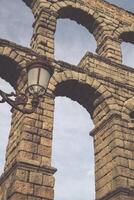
[0,55,21,89]
[52,96,95,200]
[52,80,102,199]
[130,111,134,119]
[121,32,134,44]
[0,55,18,174]
[0,78,14,174]
[57,7,97,34]
[54,7,97,65]
[120,32,134,67]
[54,80,100,118]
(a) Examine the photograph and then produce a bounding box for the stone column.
[90,114,134,200]
[0,68,56,200]
[96,36,122,64]
[31,8,57,58]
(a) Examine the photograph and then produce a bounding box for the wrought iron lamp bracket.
[0,90,39,114]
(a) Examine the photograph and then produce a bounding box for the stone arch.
[119,29,134,44]
[116,27,134,65]
[117,25,134,42]
[0,44,28,69]
[51,0,105,44]
[30,0,106,58]
[0,54,21,89]
[49,70,118,126]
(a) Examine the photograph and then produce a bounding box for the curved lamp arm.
[0,57,54,114]
[0,90,39,114]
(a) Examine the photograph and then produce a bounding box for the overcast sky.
[0,1,134,200]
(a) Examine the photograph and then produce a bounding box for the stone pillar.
[90,114,134,200]
[31,8,57,58]
[0,70,56,199]
[96,36,122,64]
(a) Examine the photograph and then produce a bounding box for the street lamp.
[0,58,53,114]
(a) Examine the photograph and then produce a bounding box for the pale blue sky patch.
[55,19,97,64]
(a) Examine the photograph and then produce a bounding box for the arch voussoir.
[117,25,134,41]
[49,70,118,122]
[78,72,87,83]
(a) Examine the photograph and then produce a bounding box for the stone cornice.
[90,113,121,137]
[1,38,134,75]
[0,38,37,57]
[96,187,134,200]
[1,38,134,93]
[0,161,57,185]
[80,51,134,74]
[56,59,134,94]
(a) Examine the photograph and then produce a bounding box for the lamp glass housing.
[27,66,51,96]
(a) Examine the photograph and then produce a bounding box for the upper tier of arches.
[24,0,134,65]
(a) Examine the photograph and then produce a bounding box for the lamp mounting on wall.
[0,57,54,114]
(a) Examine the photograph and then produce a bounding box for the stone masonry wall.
[24,0,134,64]
[0,0,134,199]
